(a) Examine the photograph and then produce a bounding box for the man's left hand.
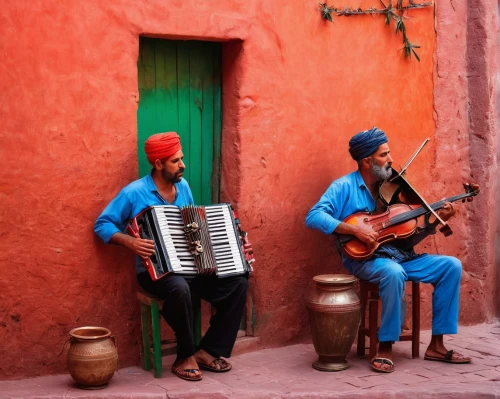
[437,202,456,222]
[427,201,456,227]
[240,233,254,262]
[242,237,253,256]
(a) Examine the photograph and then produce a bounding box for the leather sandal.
[198,358,232,373]
[370,357,394,373]
[424,350,471,364]
[171,367,202,381]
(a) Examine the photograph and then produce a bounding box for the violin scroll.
[462,183,480,202]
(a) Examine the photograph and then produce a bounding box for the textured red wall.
[0,0,496,379]
[430,0,498,326]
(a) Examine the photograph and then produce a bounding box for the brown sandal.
[370,357,394,373]
[424,350,471,364]
[171,367,202,381]
[198,358,232,373]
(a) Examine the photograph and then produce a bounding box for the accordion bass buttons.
[185,222,199,234]
[189,240,203,256]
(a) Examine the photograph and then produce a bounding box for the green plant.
[318,0,433,62]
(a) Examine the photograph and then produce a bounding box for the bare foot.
[171,356,202,380]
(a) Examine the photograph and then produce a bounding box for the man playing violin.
[305,127,471,373]
[94,132,250,381]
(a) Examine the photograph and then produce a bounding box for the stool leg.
[140,303,152,371]
[357,286,367,357]
[191,292,202,347]
[412,283,420,358]
[369,297,378,360]
[150,301,163,378]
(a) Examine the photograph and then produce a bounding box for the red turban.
[144,132,182,165]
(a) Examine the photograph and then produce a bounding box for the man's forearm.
[332,222,359,236]
[109,232,134,248]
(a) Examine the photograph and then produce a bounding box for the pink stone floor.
[2,322,500,399]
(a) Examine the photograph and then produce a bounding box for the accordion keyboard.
[154,206,197,275]
[205,205,245,277]
[129,203,251,280]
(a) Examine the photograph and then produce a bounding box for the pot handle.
[48,337,71,365]
[110,335,119,371]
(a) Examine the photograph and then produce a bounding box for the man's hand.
[428,201,456,226]
[242,241,254,259]
[110,232,155,258]
[438,202,456,222]
[238,231,255,265]
[127,237,156,258]
[354,224,380,251]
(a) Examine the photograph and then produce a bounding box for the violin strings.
[386,201,443,227]
[384,193,472,228]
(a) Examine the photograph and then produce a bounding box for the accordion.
[126,203,254,280]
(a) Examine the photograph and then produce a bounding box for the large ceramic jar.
[306,274,360,371]
[66,326,118,389]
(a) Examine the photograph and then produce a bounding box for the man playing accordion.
[95,132,249,381]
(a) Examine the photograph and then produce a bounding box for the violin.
[338,138,480,261]
[339,183,479,261]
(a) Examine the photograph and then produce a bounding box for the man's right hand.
[354,224,380,251]
[127,237,156,258]
[110,233,155,258]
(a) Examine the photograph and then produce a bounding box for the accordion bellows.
[127,204,252,280]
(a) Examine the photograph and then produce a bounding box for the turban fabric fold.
[144,132,182,164]
[348,127,388,161]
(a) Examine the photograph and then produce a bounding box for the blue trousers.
[344,254,462,342]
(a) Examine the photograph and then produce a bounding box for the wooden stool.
[357,280,420,360]
[137,291,202,378]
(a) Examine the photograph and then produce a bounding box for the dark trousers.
[137,272,248,360]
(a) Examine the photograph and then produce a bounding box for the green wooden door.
[137,38,222,205]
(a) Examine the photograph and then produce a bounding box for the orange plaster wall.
[0,0,495,380]
[233,0,438,342]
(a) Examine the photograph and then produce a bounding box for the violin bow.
[394,138,430,178]
[389,138,449,230]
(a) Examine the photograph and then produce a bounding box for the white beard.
[370,161,392,181]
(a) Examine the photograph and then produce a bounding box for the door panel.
[137,38,222,205]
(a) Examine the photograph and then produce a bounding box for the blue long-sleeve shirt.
[306,170,435,266]
[94,172,194,274]
[305,170,376,235]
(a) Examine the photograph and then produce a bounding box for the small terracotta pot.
[66,326,118,389]
[306,274,360,371]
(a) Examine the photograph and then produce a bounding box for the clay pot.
[66,326,118,389]
[306,274,360,371]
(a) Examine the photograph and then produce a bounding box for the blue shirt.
[305,170,431,267]
[94,172,195,273]
[305,170,376,235]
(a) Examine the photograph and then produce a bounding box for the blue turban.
[348,127,388,161]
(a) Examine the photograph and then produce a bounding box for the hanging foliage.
[318,0,433,62]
